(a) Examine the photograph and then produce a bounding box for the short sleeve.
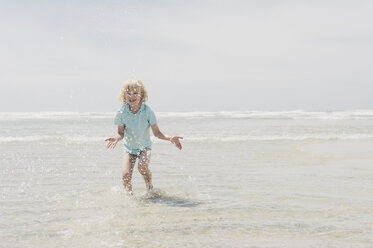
[114,108,125,126]
[147,106,157,126]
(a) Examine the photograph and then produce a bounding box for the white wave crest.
[2,133,373,144]
[0,135,107,144]
[153,134,373,142]
[0,135,54,143]
[1,110,373,120]
[0,112,115,120]
[155,110,373,120]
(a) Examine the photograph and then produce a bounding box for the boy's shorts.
[124,147,151,157]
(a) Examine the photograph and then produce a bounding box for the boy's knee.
[122,172,132,181]
[138,166,149,175]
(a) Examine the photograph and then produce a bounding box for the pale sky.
[1,0,373,112]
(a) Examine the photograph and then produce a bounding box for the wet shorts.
[125,147,151,157]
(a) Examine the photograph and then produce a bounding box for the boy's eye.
[127,92,139,97]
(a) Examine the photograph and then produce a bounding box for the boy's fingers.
[175,142,182,149]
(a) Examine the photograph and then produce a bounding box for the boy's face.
[125,87,142,107]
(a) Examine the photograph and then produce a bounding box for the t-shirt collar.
[125,103,144,114]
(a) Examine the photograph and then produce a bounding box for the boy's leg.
[137,149,153,191]
[122,154,136,193]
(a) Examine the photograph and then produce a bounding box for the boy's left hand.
[170,136,183,150]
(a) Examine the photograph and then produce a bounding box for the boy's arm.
[151,124,183,150]
[151,124,171,141]
[116,125,125,140]
[105,125,125,149]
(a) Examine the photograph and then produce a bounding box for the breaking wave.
[157,110,373,120]
[1,110,373,120]
[0,135,107,144]
[1,134,373,144]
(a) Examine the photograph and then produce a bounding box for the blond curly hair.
[119,79,148,105]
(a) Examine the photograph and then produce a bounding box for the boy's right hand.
[105,137,119,149]
[170,136,183,150]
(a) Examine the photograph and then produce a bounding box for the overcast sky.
[1,0,372,112]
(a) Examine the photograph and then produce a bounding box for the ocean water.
[1,110,373,248]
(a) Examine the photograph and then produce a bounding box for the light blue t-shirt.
[114,104,157,155]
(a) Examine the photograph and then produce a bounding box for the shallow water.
[1,111,373,247]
